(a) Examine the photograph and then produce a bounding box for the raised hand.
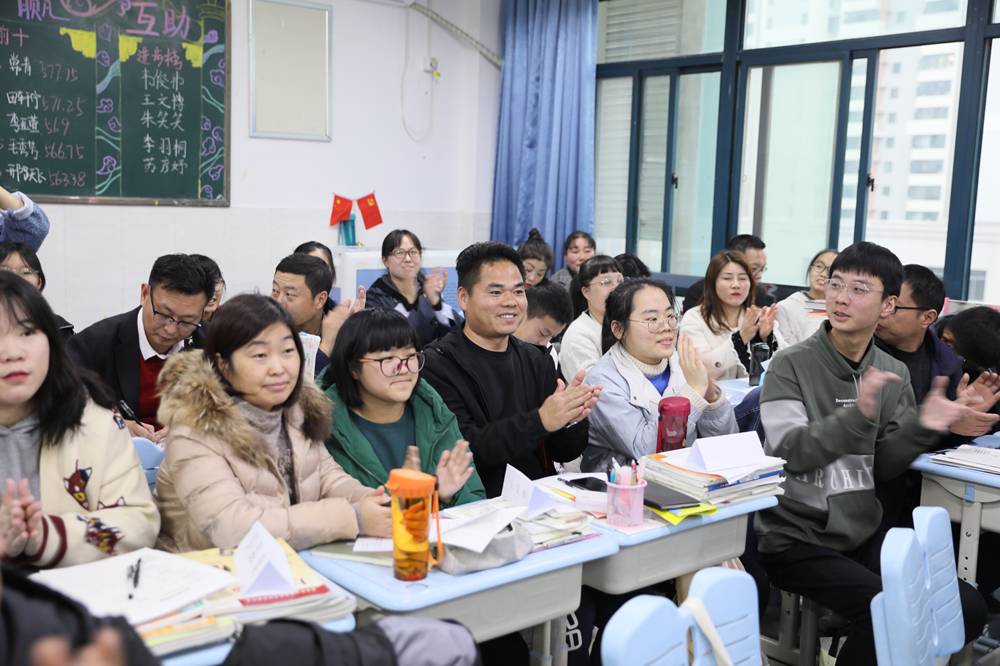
[435,440,475,504]
[538,369,600,432]
[423,268,447,307]
[402,446,422,471]
[857,367,901,421]
[739,306,761,345]
[0,479,44,558]
[920,376,983,434]
[757,304,778,340]
[676,333,709,398]
[349,286,366,315]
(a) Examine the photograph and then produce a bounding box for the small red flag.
[356,193,383,230]
[329,195,352,226]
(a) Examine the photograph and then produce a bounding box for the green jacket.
[322,378,486,507]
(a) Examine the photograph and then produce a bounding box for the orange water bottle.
[385,469,442,581]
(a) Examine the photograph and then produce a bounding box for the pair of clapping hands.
[738,304,779,346]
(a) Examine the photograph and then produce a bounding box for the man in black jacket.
[67,254,213,442]
[422,242,601,498]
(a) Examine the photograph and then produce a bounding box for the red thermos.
[657,397,691,453]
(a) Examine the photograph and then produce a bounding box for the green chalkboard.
[0,0,229,205]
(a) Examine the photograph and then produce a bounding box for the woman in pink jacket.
[154,293,391,552]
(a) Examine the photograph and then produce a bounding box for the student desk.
[582,496,778,594]
[913,453,1000,586]
[160,616,356,666]
[301,534,618,666]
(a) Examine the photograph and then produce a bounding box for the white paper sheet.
[234,522,297,598]
[501,464,558,519]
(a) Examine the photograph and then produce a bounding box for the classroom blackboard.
[0,0,229,205]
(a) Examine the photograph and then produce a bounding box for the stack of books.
[642,448,786,507]
[930,441,1000,473]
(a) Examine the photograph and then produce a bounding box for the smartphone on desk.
[643,482,701,511]
[560,477,608,493]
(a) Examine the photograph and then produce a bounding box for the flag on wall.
[329,194,353,226]
[356,193,383,230]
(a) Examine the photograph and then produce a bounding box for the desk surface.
[302,533,618,612]
[589,496,778,547]
[912,453,1000,488]
[160,616,356,666]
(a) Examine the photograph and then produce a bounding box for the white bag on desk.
[437,522,533,575]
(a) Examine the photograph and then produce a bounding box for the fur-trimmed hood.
[156,351,333,469]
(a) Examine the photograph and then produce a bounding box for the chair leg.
[762,592,803,664]
[799,598,821,666]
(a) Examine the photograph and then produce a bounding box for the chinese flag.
[356,193,384,230]
[329,195,352,226]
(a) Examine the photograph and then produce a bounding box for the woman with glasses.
[775,249,839,346]
[0,241,73,338]
[154,294,392,551]
[322,308,484,507]
[581,278,735,472]
[366,229,462,349]
[560,255,624,382]
[679,251,786,380]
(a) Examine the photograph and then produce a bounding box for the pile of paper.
[643,432,786,506]
[931,442,1000,473]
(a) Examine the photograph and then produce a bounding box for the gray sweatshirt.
[755,322,938,555]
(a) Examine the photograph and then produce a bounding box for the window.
[917,80,952,95]
[919,54,955,69]
[912,134,947,148]
[849,110,863,122]
[969,271,986,302]
[906,211,940,220]
[844,184,858,198]
[845,160,860,172]
[846,136,862,149]
[880,211,889,219]
[884,161,892,172]
[882,186,891,195]
[851,85,865,100]
[893,63,902,73]
[597,0,725,63]
[911,160,945,173]
[845,10,880,24]
[887,137,895,147]
[972,38,1000,303]
[915,107,949,119]
[908,186,942,199]
[594,78,634,256]
[890,87,899,98]
[924,0,959,12]
[889,112,897,122]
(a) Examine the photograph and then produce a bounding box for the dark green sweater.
[755,322,939,554]
[322,378,486,507]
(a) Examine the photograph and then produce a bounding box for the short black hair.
[456,241,525,292]
[190,254,225,289]
[0,241,46,291]
[294,241,335,281]
[903,264,945,313]
[518,228,554,269]
[571,255,623,319]
[525,280,573,326]
[828,241,903,299]
[327,308,421,409]
[275,253,333,300]
[380,229,423,260]
[726,234,766,254]
[948,307,1000,370]
[601,278,676,354]
[149,254,215,302]
[563,230,596,255]
[615,253,651,279]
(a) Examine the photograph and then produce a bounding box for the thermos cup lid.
[658,396,691,418]
[386,469,437,498]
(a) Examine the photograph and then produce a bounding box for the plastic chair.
[871,506,965,666]
[602,567,761,666]
[133,437,164,492]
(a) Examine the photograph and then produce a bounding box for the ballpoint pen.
[127,557,142,600]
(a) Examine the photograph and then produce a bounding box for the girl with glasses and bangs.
[322,308,485,507]
[580,278,736,473]
[154,294,393,553]
[366,229,463,350]
[559,255,624,382]
[775,248,839,347]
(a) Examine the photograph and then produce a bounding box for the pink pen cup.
[606,480,647,527]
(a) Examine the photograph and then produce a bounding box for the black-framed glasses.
[149,292,201,333]
[809,263,831,275]
[891,305,927,315]
[752,266,768,277]
[390,249,421,259]
[824,280,886,302]
[358,353,426,376]
[630,314,679,334]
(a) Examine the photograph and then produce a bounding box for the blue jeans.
[734,385,765,445]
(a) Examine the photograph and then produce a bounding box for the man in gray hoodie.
[755,241,986,665]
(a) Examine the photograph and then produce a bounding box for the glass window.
[865,44,961,273]
[917,80,952,95]
[889,112,897,122]
[971,38,1000,303]
[884,162,893,172]
[887,137,895,147]
[635,76,671,269]
[880,211,889,219]
[839,58,868,248]
[594,78,635,256]
[891,87,899,98]
[597,0,726,64]
[883,186,891,195]
[738,61,840,286]
[743,0,967,49]
[919,54,956,69]
[893,62,902,73]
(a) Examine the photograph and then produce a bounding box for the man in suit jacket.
[68,254,214,442]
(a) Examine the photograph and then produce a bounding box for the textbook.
[643,448,786,506]
[930,444,1000,474]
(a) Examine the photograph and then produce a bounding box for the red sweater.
[137,353,166,426]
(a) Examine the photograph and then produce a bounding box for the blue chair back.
[602,568,761,666]
[133,437,164,492]
[871,506,964,666]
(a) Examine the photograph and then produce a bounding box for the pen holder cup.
[606,480,647,527]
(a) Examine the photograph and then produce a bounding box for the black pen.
[127,557,142,599]
[118,400,139,422]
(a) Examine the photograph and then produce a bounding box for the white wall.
[37,0,502,330]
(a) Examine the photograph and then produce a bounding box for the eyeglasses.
[358,353,426,377]
[630,314,679,334]
[149,292,201,333]
[891,305,927,315]
[1,266,37,278]
[589,277,625,289]
[824,280,885,302]
[810,263,831,275]
[390,249,421,259]
[752,266,768,278]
